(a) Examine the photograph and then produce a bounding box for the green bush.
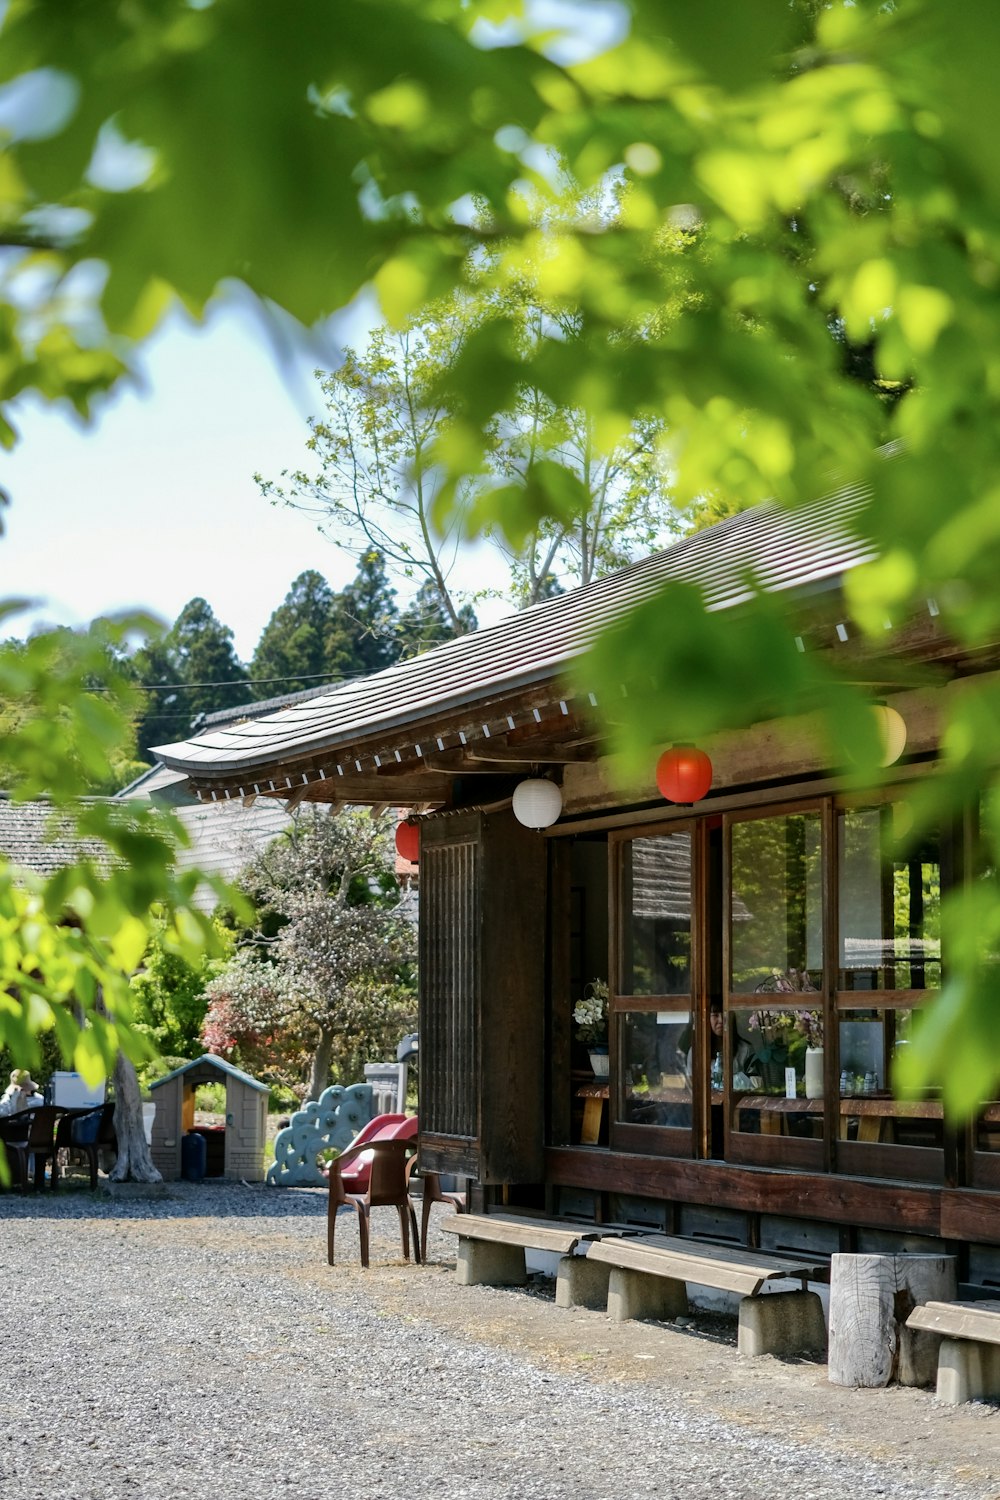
[194,1081,226,1113]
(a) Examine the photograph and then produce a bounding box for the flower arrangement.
[573,979,609,1046]
[747,1007,824,1062]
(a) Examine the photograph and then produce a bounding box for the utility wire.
[135,669,370,692]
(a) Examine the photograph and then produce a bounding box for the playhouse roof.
[148,1054,270,1094]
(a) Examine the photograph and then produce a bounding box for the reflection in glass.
[838,807,941,990]
[838,1008,942,1149]
[729,1004,824,1139]
[730,813,823,993]
[976,1100,1000,1155]
[622,834,692,995]
[621,1011,692,1128]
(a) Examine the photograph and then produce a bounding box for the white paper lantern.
[872,703,907,767]
[512,778,563,830]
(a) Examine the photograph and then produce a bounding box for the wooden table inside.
[575,1084,956,1146]
[736,1092,945,1142]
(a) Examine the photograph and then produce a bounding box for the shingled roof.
[0,797,110,876]
[154,479,876,798]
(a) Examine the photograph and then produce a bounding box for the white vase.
[805,1047,824,1100]
[588,1048,610,1080]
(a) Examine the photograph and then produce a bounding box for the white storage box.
[50,1071,106,1109]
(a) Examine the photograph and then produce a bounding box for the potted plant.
[747,1007,824,1093]
[574,980,610,1078]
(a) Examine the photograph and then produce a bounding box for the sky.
[1,295,503,663]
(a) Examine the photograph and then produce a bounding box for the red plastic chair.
[336,1113,417,1194]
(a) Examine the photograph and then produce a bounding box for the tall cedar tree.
[334,551,401,676]
[250,570,348,699]
[168,598,249,726]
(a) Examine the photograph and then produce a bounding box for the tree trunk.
[308,1028,334,1103]
[108,1052,162,1183]
[828,1252,957,1387]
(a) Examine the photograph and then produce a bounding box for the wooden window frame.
[723,798,829,1172]
[608,819,705,1159]
[830,788,951,1182]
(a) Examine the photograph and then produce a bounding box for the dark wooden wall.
[419,808,548,1184]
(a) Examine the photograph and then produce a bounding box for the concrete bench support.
[907,1299,1000,1404]
[556,1254,613,1311]
[456,1237,527,1287]
[607,1266,688,1323]
[937,1336,1000,1406]
[737,1289,827,1357]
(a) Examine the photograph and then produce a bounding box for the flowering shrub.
[573,979,609,1046]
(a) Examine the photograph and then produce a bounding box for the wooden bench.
[440,1212,615,1288]
[584,1235,829,1357]
[906,1300,1000,1404]
[441,1214,828,1357]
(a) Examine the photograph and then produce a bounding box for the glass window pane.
[728,1003,825,1138]
[838,807,941,991]
[622,833,692,995]
[730,812,823,993]
[838,1008,942,1149]
[621,1010,692,1127]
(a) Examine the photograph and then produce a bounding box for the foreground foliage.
[4,1,1000,1108]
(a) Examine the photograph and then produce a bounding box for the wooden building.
[155,482,1000,1288]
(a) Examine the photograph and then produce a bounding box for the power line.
[136,669,371,692]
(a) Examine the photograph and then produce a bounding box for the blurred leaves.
[7,0,1000,1114]
[0,604,244,1079]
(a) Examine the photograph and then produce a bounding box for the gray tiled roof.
[0,797,110,876]
[154,481,875,780]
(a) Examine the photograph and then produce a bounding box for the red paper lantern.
[394,819,420,864]
[655,744,713,805]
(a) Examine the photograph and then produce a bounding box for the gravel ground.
[2,1181,999,1500]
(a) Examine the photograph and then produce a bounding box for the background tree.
[257,320,479,636]
[259,282,677,616]
[131,917,235,1064]
[334,550,402,676]
[249,570,345,699]
[130,636,186,763]
[167,598,248,725]
[397,578,478,657]
[204,807,416,1099]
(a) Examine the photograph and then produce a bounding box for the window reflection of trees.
[838,807,941,991]
[731,813,823,993]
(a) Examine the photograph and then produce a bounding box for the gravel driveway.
[2,1182,998,1500]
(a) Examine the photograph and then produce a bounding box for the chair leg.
[409,1201,421,1265]
[358,1206,370,1269]
[421,1193,432,1264]
[397,1203,411,1262]
[327,1202,338,1266]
